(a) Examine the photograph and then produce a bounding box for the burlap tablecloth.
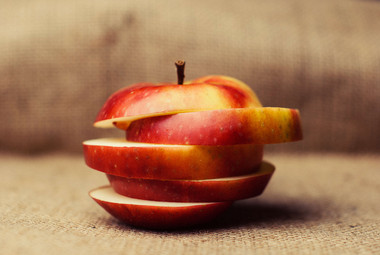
[1,153,379,254]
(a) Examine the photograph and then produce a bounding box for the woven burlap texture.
[1,0,380,153]
[1,153,379,254]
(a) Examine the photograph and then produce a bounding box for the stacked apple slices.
[83,73,302,229]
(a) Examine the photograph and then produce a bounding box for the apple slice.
[94,76,262,129]
[126,107,302,145]
[89,186,231,229]
[83,138,263,180]
[107,162,275,202]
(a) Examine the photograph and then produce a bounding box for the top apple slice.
[94,76,262,128]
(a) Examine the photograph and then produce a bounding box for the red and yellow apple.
[83,138,263,180]
[84,62,303,229]
[126,107,302,145]
[90,186,231,229]
[107,162,274,202]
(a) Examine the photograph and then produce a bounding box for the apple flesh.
[94,76,262,129]
[126,107,302,145]
[83,138,263,180]
[89,186,231,229]
[107,162,275,202]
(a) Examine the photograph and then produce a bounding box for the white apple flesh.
[89,186,231,229]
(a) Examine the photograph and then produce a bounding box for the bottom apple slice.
[107,162,275,202]
[90,186,231,229]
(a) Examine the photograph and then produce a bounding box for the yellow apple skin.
[83,138,263,180]
[94,76,262,129]
[126,107,302,145]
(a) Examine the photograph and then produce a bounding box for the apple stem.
[175,60,185,85]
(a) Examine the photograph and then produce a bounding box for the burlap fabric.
[0,0,379,154]
[1,153,379,254]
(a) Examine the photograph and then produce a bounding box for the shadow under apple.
[206,198,320,230]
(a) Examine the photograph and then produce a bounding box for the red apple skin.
[190,75,261,105]
[90,187,231,230]
[94,76,262,129]
[107,162,275,202]
[83,138,263,180]
[126,107,303,145]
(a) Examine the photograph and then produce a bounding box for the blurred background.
[0,0,379,154]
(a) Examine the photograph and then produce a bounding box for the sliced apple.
[94,77,262,129]
[126,107,302,145]
[83,138,263,180]
[107,162,274,202]
[89,186,231,229]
